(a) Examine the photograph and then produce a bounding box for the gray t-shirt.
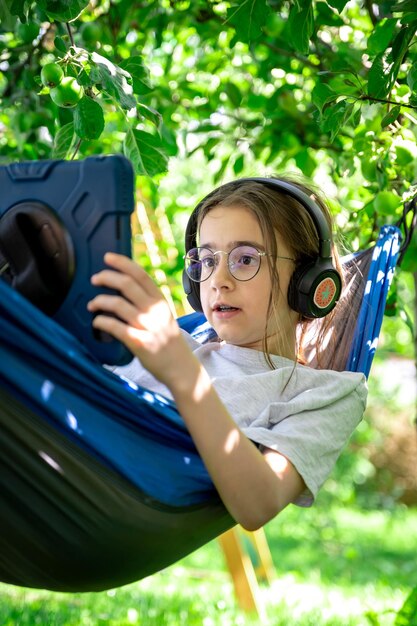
[111,332,367,507]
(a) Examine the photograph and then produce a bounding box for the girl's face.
[199,204,298,357]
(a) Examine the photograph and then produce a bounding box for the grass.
[1,501,417,626]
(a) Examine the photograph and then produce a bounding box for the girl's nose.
[210,252,234,289]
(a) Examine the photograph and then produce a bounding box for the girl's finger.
[100,253,161,298]
[91,268,152,311]
[87,293,140,326]
[91,311,146,352]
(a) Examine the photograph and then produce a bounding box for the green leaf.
[73,96,104,140]
[119,56,153,95]
[391,21,417,64]
[294,149,316,177]
[395,141,416,165]
[381,105,401,127]
[400,12,417,24]
[351,103,362,127]
[315,1,344,26]
[367,52,395,98]
[288,0,314,54]
[160,123,178,158]
[9,0,25,18]
[226,0,271,43]
[368,20,417,98]
[374,190,402,215]
[319,99,350,141]
[52,122,75,159]
[393,586,417,625]
[326,0,349,11]
[312,82,337,113]
[364,610,382,626]
[54,36,67,53]
[90,52,136,110]
[367,18,397,56]
[1,0,18,28]
[392,0,417,11]
[137,102,162,130]
[407,62,417,92]
[233,154,244,175]
[37,0,90,22]
[400,232,417,273]
[223,82,242,108]
[123,128,168,177]
[213,155,231,184]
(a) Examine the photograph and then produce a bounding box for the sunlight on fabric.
[376,269,386,283]
[38,450,63,473]
[66,410,80,432]
[41,379,54,401]
[154,393,171,406]
[383,238,395,254]
[119,374,139,391]
[367,337,379,352]
[183,456,191,465]
[372,244,382,261]
[142,391,156,404]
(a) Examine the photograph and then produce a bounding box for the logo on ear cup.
[313,276,338,309]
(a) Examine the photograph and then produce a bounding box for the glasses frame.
[184,244,295,283]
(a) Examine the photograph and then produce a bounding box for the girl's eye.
[236,254,257,266]
[201,255,215,268]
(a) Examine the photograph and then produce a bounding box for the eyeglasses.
[184,245,295,283]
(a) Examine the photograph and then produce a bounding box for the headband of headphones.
[182,177,342,319]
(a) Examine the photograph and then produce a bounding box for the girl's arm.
[88,253,305,530]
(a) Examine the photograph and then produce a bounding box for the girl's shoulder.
[292,361,368,406]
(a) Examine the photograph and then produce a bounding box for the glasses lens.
[185,247,214,282]
[229,246,261,280]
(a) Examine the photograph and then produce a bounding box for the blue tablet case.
[0,155,134,365]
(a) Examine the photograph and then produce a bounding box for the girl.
[87,178,367,531]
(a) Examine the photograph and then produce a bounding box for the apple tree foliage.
[1,0,417,354]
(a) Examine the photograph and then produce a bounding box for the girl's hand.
[88,253,195,388]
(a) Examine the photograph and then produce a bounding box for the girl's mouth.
[215,305,239,311]
[213,305,240,318]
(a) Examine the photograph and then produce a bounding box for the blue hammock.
[0,223,404,592]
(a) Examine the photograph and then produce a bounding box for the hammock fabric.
[0,224,403,592]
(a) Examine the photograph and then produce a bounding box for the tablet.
[0,155,134,365]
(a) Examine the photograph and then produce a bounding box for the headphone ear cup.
[182,270,203,312]
[288,260,342,319]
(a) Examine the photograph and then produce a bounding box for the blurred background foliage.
[1,0,417,505]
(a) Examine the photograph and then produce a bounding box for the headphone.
[182,177,342,320]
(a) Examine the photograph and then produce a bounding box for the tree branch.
[356,94,417,110]
[262,41,318,70]
[66,22,75,47]
[364,0,378,26]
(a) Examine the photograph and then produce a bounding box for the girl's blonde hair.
[195,176,343,369]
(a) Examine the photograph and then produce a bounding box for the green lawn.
[1,501,416,626]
